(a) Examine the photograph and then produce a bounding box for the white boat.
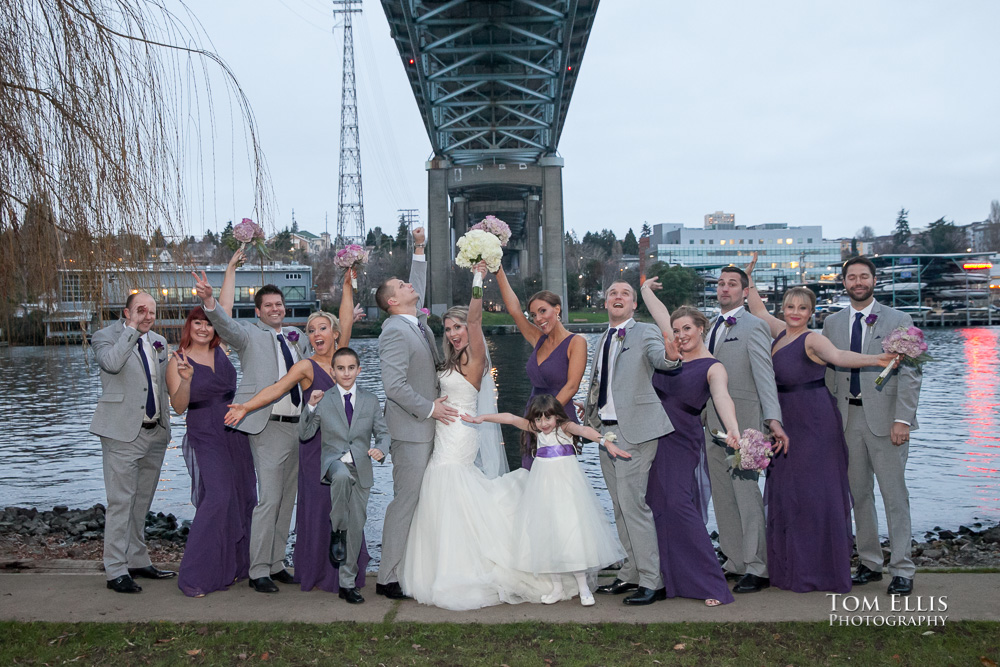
[875,282,926,293]
[936,274,989,283]
[938,289,989,298]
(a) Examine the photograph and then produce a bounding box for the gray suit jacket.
[705,309,783,433]
[822,301,921,436]
[584,320,678,444]
[378,258,440,443]
[89,321,172,442]
[299,387,389,489]
[203,306,310,435]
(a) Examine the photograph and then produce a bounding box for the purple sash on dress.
[534,444,576,458]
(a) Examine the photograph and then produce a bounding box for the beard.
[848,284,874,303]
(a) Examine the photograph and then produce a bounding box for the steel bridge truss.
[382,0,599,165]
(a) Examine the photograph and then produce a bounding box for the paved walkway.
[1,570,996,624]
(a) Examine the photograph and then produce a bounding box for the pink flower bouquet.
[232,218,267,262]
[335,244,369,291]
[727,428,774,474]
[470,215,511,247]
[875,326,932,386]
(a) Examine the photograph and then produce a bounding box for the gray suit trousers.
[327,461,369,589]
[248,419,299,579]
[377,438,432,585]
[704,432,768,577]
[846,405,915,578]
[100,424,169,578]
[599,424,662,590]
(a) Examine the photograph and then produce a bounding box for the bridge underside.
[381,0,599,309]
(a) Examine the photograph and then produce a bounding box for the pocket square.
[620,347,630,353]
[724,337,739,343]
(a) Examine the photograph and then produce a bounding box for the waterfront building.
[48,263,317,340]
[649,221,840,283]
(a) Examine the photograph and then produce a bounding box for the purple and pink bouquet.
[470,215,511,247]
[231,218,268,263]
[335,244,370,291]
[875,326,932,386]
[727,428,774,474]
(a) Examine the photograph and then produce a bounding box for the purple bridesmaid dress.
[765,332,853,593]
[178,346,256,597]
[648,358,734,604]
[522,334,579,470]
[293,359,370,592]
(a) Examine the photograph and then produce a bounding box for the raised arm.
[91,322,141,374]
[410,227,427,311]
[464,262,488,389]
[495,266,541,345]
[217,248,244,317]
[193,270,250,351]
[337,268,356,350]
[706,363,740,448]
[166,351,194,414]
[744,252,784,338]
[639,276,680,361]
[224,358,314,426]
[805,332,897,369]
[642,322,682,370]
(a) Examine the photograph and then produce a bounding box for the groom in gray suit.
[704,267,788,594]
[823,256,921,596]
[194,274,310,593]
[373,227,457,599]
[90,291,175,593]
[586,280,682,606]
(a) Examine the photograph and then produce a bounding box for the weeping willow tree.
[0,0,272,342]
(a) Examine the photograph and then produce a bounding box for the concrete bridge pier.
[424,157,567,315]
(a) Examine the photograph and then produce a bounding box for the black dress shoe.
[733,573,770,594]
[270,569,295,584]
[723,569,743,581]
[851,563,883,585]
[248,577,279,593]
[339,587,365,604]
[595,579,639,595]
[887,576,913,596]
[622,587,667,606]
[375,582,411,600]
[107,574,142,593]
[329,530,346,567]
[128,565,177,579]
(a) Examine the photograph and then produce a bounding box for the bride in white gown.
[398,265,556,610]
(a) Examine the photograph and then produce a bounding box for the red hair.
[179,306,221,351]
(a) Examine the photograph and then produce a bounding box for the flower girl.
[463,394,628,606]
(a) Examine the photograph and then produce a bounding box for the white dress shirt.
[708,305,744,351]
[269,327,301,418]
[597,317,633,422]
[125,323,160,422]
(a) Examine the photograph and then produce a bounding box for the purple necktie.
[708,316,725,354]
[137,338,156,419]
[344,392,353,426]
[597,330,614,409]
[850,312,863,397]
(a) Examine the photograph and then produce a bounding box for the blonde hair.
[440,306,469,374]
[783,287,816,312]
[305,310,341,346]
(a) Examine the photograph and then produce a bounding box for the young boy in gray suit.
[299,347,388,604]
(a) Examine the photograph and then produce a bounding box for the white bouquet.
[455,229,503,298]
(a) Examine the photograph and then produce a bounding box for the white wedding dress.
[398,370,556,610]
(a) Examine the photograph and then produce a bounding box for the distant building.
[650,222,840,283]
[704,211,735,230]
[288,230,332,254]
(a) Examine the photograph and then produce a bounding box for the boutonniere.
[152,341,164,353]
[286,330,300,343]
[614,327,626,343]
[420,307,430,316]
[724,316,737,328]
[864,313,878,330]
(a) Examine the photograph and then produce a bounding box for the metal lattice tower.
[334,0,364,243]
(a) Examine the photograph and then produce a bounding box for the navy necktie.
[850,312,863,397]
[137,338,156,419]
[708,316,725,354]
[276,333,301,407]
[344,392,353,426]
[597,329,614,408]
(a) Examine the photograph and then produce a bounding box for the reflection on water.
[1,328,997,564]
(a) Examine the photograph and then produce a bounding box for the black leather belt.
[847,397,863,406]
[601,420,618,426]
[141,421,159,430]
[270,415,300,423]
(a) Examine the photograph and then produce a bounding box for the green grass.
[1,621,997,666]
[481,311,628,326]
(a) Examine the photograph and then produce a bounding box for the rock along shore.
[2,505,999,571]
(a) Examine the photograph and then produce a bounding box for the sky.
[182,0,1000,244]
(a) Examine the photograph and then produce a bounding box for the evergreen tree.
[893,208,910,250]
[395,219,410,247]
[291,218,299,234]
[622,228,639,255]
[640,222,652,238]
[922,217,964,254]
[641,262,701,313]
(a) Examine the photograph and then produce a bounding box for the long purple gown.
[765,332,853,593]
[648,358,734,604]
[293,359,370,592]
[178,346,256,597]
[522,333,579,470]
